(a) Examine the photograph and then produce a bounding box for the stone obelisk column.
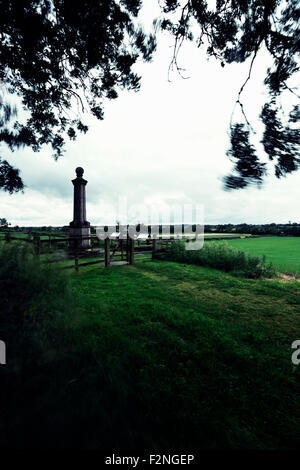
[69,167,91,249]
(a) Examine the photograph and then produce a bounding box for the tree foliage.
[159,0,299,188]
[0,217,9,227]
[0,0,299,192]
[0,99,24,193]
[223,124,267,189]
[0,0,156,191]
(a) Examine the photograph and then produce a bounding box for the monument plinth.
[69,167,91,249]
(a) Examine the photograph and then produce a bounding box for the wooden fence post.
[5,232,11,243]
[126,234,129,262]
[120,239,124,261]
[105,238,110,267]
[34,235,40,256]
[129,237,134,265]
[75,254,79,273]
[152,239,157,259]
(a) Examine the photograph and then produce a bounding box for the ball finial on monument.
[76,167,84,178]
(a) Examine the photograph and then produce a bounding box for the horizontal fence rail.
[0,229,177,272]
[1,226,258,273]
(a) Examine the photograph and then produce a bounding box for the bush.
[159,241,275,278]
[0,241,72,332]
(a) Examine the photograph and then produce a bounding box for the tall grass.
[159,241,275,278]
[0,242,73,333]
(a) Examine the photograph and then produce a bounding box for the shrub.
[159,241,275,278]
[0,241,73,332]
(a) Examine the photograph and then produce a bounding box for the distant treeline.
[0,226,68,236]
[1,223,300,236]
[205,223,300,236]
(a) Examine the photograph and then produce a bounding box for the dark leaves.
[224,124,266,189]
[0,158,24,193]
[264,56,299,95]
[261,101,300,177]
[223,175,249,190]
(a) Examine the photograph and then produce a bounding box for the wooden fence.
[0,231,175,272]
[0,228,257,273]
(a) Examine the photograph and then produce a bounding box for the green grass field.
[218,236,300,275]
[68,261,300,449]
[204,233,252,238]
[1,243,300,449]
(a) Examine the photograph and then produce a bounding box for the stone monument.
[69,167,91,249]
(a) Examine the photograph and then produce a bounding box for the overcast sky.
[1,3,299,227]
